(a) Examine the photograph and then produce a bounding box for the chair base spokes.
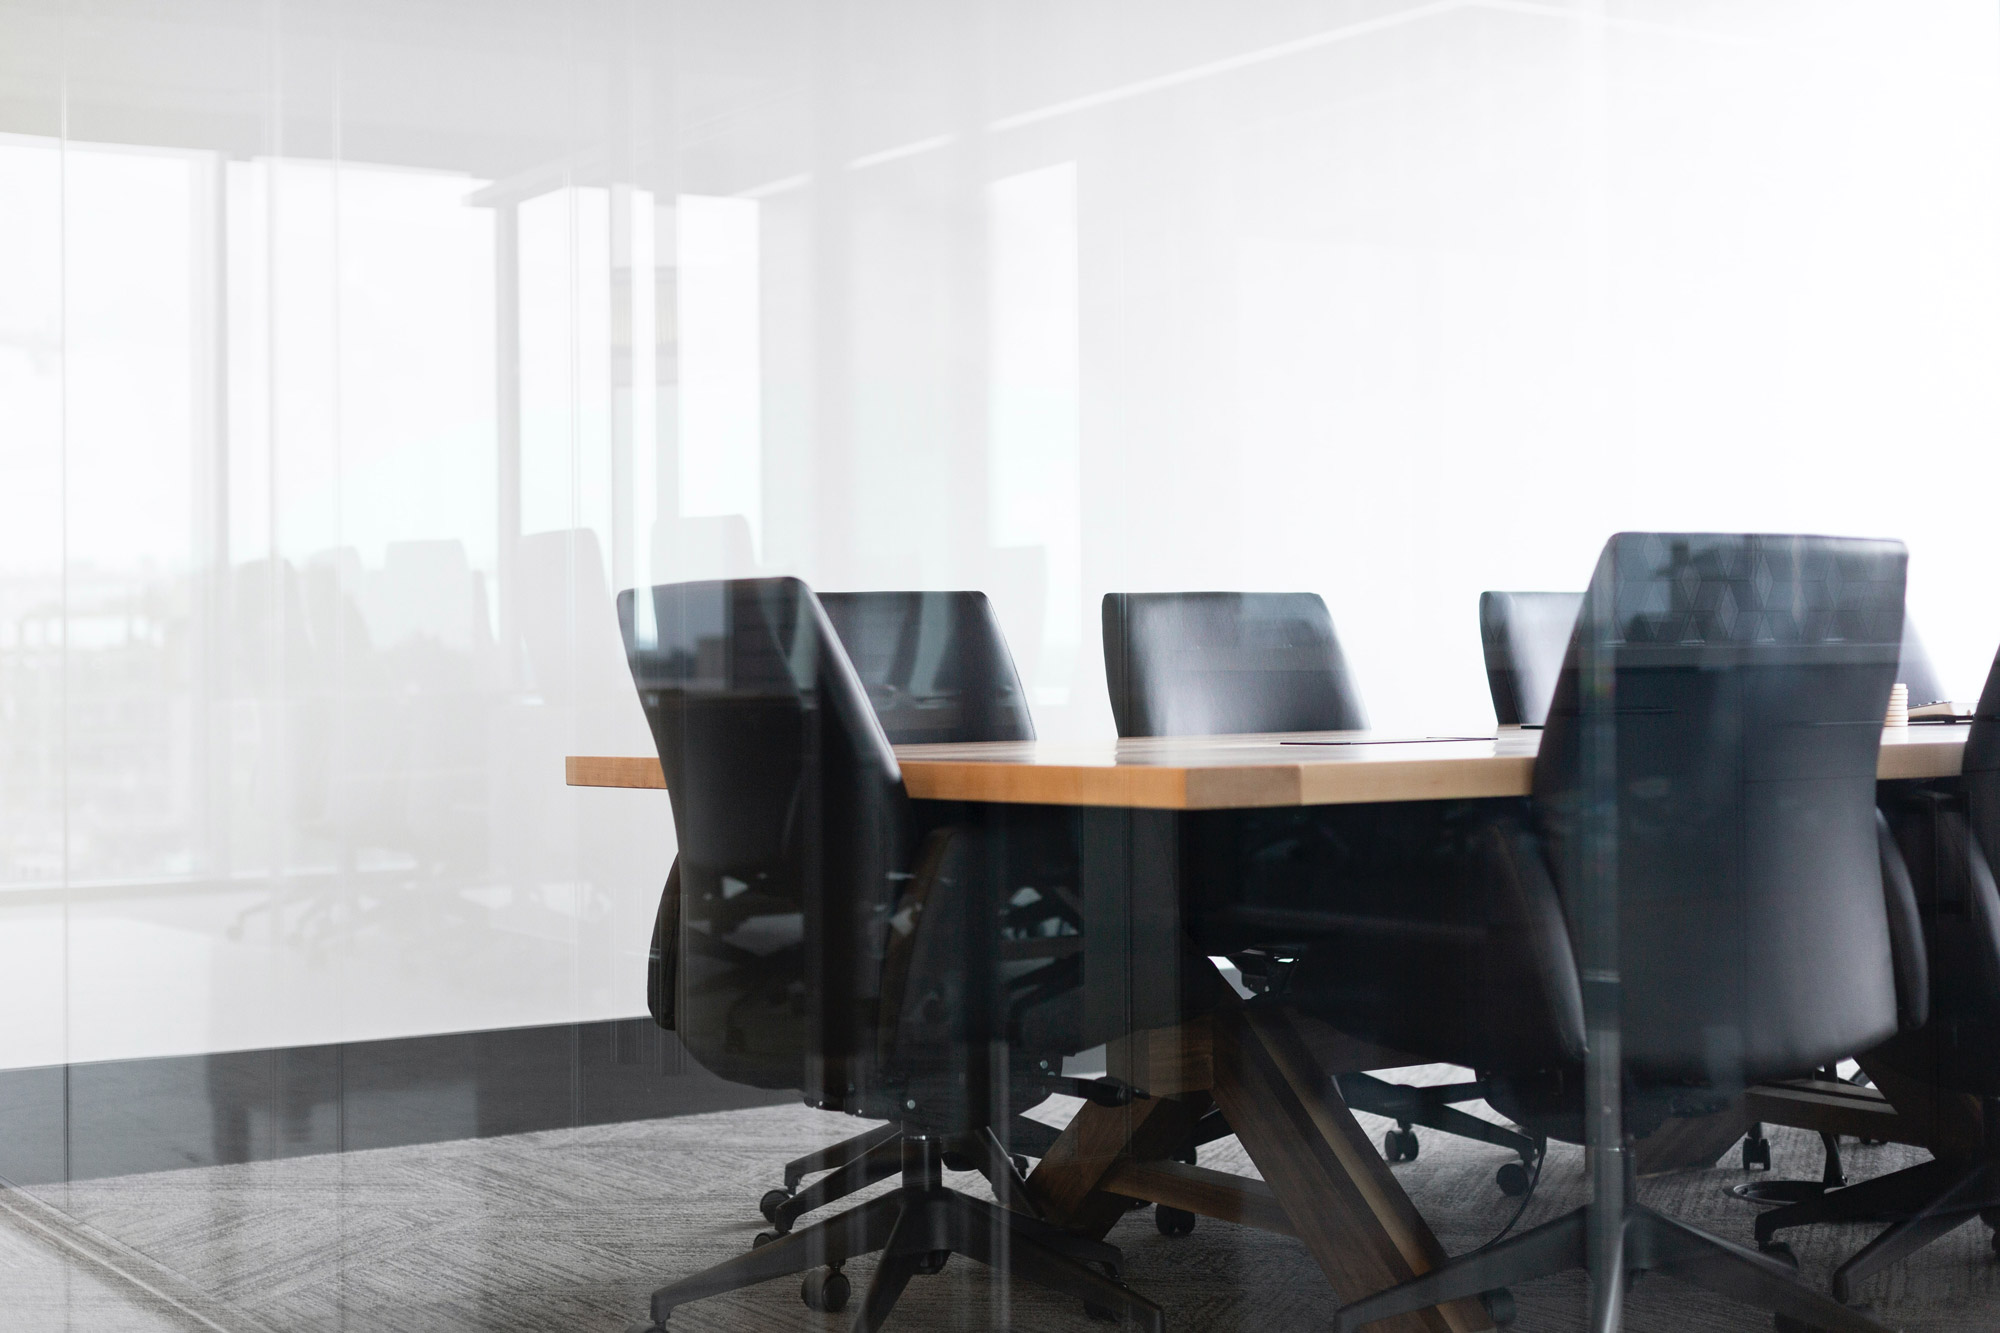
[1335,1201,1895,1333]
[782,1122,903,1193]
[636,1128,1163,1333]
[1758,1152,2000,1304]
[1335,1070,1543,1183]
[764,1112,1065,1232]
[766,1128,905,1234]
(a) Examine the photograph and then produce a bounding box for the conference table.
[567,723,1966,806]
[569,725,1968,1333]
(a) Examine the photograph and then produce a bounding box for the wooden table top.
[567,724,1968,811]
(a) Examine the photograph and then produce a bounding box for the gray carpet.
[6,1076,1998,1333]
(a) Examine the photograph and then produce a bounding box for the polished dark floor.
[0,1019,788,1186]
[6,1072,1999,1333]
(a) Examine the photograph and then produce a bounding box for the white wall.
[2,0,1997,1067]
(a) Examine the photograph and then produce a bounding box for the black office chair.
[1482,595,1949,730]
[1481,589,1903,1204]
[1732,612,1952,1202]
[1102,591,1545,1195]
[822,590,1037,746]
[1479,591,1583,728]
[621,578,1160,1333]
[1754,643,2000,1303]
[1900,618,1949,710]
[1103,591,1367,738]
[1302,533,1912,1333]
[752,590,1065,1234]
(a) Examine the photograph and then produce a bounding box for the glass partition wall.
[4,2,2000,1331]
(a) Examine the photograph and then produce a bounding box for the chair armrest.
[1875,810,1929,1032]
[1474,815,1589,1066]
[877,826,963,1063]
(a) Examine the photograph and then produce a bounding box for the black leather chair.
[1101,592,1544,1191]
[1900,618,1949,710]
[1480,591,1927,1205]
[1733,613,1951,1202]
[1313,533,1913,1333]
[1103,591,1367,738]
[1479,591,1582,728]
[1755,644,2000,1303]
[621,578,1159,1333]
[1482,596,1949,728]
[752,591,1063,1233]
[821,590,1037,746]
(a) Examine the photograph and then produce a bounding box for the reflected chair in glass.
[1755,642,2000,1304]
[620,578,1160,1332]
[1318,533,1915,1333]
[1101,591,1544,1196]
[750,589,1070,1236]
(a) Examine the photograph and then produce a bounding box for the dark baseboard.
[0,1019,794,1186]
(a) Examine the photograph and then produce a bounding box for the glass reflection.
[2,2,1999,1331]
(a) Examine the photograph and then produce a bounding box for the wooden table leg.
[1027,1095,1194,1237]
[1026,1002,1491,1332]
[1632,1099,1746,1176]
[1858,1052,1986,1160]
[1211,1000,1491,1333]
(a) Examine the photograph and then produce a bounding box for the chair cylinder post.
[901,1131,945,1191]
[1577,581,1626,1333]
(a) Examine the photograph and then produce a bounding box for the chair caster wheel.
[1011,1153,1031,1177]
[1759,1241,1799,1272]
[1481,1288,1516,1328]
[1982,1206,2000,1230]
[1383,1128,1419,1163]
[759,1188,791,1225]
[1155,1205,1196,1236]
[752,1231,779,1249]
[1496,1162,1531,1197]
[801,1267,850,1312]
[1742,1135,1773,1172]
[912,1249,950,1275]
[942,1150,976,1172]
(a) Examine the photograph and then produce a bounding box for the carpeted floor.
[6,1072,1998,1333]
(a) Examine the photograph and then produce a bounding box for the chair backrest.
[516,528,632,708]
[1970,649,2000,852]
[1101,592,1367,738]
[819,591,1036,744]
[1534,533,1906,1086]
[618,577,905,1105]
[1870,646,2000,1095]
[1898,617,1948,708]
[1479,591,1583,727]
[652,514,759,583]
